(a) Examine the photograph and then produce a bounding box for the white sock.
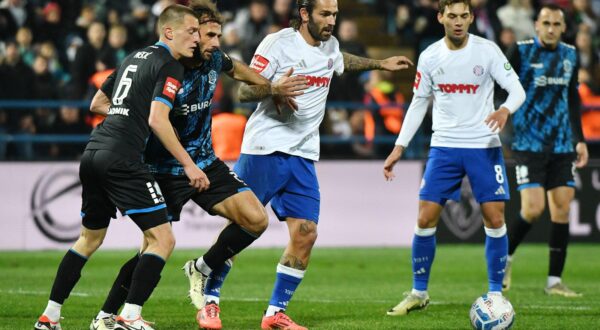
[42,300,62,321]
[265,305,283,317]
[120,303,142,320]
[195,257,212,276]
[487,291,502,296]
[205,295,220,305]
[547,276,561,288]
[96,310,113,319]
[411,289,428,298]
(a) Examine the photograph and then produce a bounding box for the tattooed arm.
[238,68,308,112]
[342,52,414,73]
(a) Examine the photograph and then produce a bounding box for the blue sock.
[204,259,232,304]
[412,226,437,291]
[266,264,304,315]
[485,225,508,293]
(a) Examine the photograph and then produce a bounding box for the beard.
[307,17,331,42]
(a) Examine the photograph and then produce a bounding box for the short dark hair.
[537,3,564,19]
[157,4,197,31]
[188,0,223,25]
[439,0,472,14]
[291,0,317,30]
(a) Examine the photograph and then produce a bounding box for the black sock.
[508,214,533,256]
[102,253,140,314]
[549,222,569,277]
[202,223,259,270]
[49,249,88,304]
[125,254,165,306]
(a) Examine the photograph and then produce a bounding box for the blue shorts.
[233,152,320,223]
[420,147,510,205]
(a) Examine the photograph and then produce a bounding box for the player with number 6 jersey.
[383,0,526,317]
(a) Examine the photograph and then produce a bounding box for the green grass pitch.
[1,244,598,329]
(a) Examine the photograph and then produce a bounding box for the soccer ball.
[469,294,515,330]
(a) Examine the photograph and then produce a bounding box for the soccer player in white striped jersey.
[196,0,412,328]
[383,0,526,316]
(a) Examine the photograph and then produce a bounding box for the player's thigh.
[417,200,444,228]
[464,147,509,203]
[513,151,547,190]
[79,150,116,229]
[546,186,574,223]
[211,190,268,233]
[233,153,288,205]
[98,150,169,230]
[154,173,195,222]
[419,147,465,205]
[271,156,320,223]
[519,187,546,219]
[546,152,577,190]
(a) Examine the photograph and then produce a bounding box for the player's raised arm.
[342,52,413,72]
[237,67,308,113]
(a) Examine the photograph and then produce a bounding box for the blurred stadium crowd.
[0,0,599,160]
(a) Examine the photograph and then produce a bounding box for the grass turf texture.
[1,244,598,329]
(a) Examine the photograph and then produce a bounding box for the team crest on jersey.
[208,70,217,85]
[327,58,333,70]
[473,65,484,76]
[563,60,572,74]
[250,54,269,73]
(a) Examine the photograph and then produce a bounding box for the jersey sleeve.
[332,37,344,76]
[152,60,184,109]
[568,57,584,142]
[249,33,280,80]
[412,54,433,98]
[100,70,117,97]
[489,42,520,89]
[221,51,234,73]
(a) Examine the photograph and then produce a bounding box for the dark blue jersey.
[145,50,233,175]
[508,38,584,153]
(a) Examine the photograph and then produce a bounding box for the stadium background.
[1,1,599,329]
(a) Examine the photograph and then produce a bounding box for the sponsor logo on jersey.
[534,76,569,87]
[107,107,130,116]
[299,75,330,88]
[174,100,212,116]
[438,83,480,94]
[414,71,422,90]
[163,77,181,100]
[296,59,307,69]
[250,54,269,73]
[133,51,152,59]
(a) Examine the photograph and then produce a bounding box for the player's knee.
[416,215,437,229]
[291,221,318,248]
[521,207,543,222]
[146,229,176,254]
[77,231,104,255]
[242,207,269,235]
[486,216,505,229]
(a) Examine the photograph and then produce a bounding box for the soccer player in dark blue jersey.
[503,4,589,297]
[87,1,307,329]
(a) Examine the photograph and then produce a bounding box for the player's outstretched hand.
[184,165,210,192]
[484,107,510,133]
[271,67,308,113]
[383,145,405,181]
[575,142,589,168]
[380,56,414,71]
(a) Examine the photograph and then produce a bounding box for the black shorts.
[154,159,249,221]
[513,151,576,191]
[80,149,168,230]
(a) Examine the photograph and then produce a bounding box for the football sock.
[42,300,62,322]
[102,252,140,314]
[548,222,569,278]
[96,310,113,319]
[547,276,561,288]
[125,253,165,307]
[202,223,258,270]
[204,258,233,305]
[508,213,532,255]
[119,303,142,320]
[412,226,436,292]
[194,256,212,276]
[265,264,304,316]
[485,225,508,293]
[49,249,88,305]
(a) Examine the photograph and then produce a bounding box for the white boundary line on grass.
[2,289,593,311]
